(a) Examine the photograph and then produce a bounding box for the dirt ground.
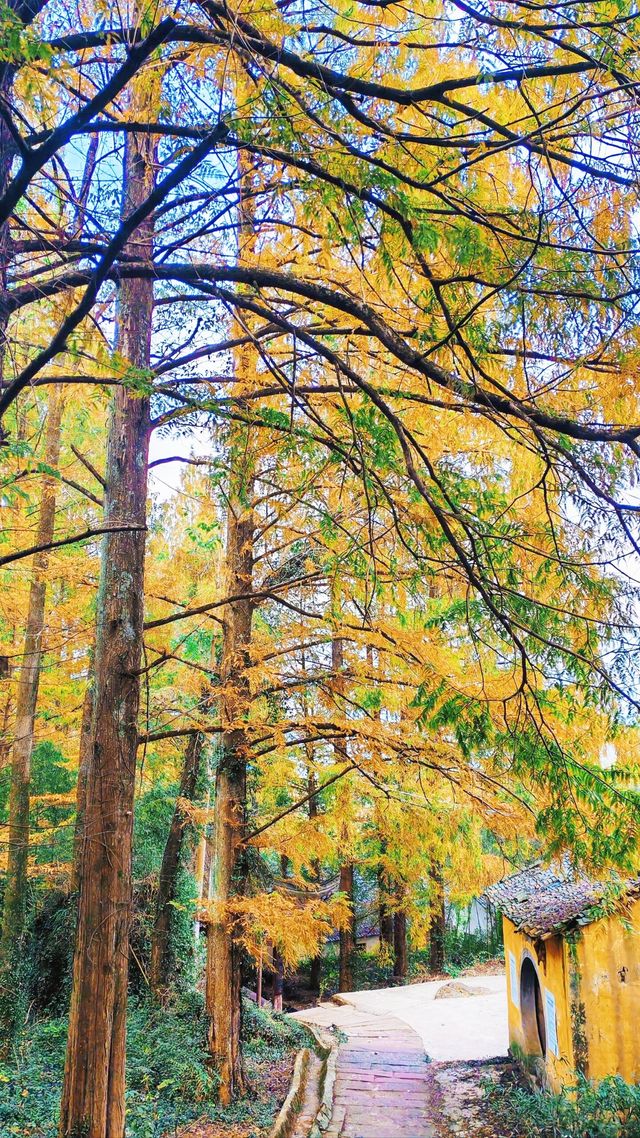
[427,1058,521,1138]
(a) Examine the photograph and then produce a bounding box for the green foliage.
[0,741,73,824]
[487,1074,640,1138]
[133,784,177,882]
[319,945,387,996]
[412,924,504,978]
[131,786,199,993]
[241,998,308,1061]
[25,891,75,1016]
[0,0,51,63]
[318,921,503,994]
[30,743,74,797]
[0,995,305,1137]
[30,743,75,866]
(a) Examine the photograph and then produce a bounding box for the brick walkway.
[294,1003,436,1138]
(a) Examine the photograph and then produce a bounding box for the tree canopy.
[1,0,640,1133]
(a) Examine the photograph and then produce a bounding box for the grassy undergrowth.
[487,1074,640,1138]
[0,994,307,1137]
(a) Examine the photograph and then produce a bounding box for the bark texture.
[71,669,95,892]
[333,633,355,993]
[307,768,322,993]
[205,137,257,1105]
[393,908,408,981]
[150,730,204,998]
[59,102,156,1138]
[338,860,356,993]
[378,865,394,953]
[428,865,446,974]
[206,459,254,1102]
[0,385,63,1046]
[272,948,284,1012]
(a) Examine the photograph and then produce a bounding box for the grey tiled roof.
[485,861,640,938]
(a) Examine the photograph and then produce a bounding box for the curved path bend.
[292,977,509,1138]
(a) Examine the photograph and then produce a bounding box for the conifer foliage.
[1,0,640,1133]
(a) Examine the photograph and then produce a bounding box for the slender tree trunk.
[378,863,394,953]
[194,781,211,941]
[0,383,64,1047]
[338,860,356,992]
[333,632,355,993]
[205,135,258,1106]
[307,765,322,993]
[256,950,263,1008]
[71,667,94,892]
[429,865,446,974]
[150,730,204,998]
[59,92,157,1138]
[206,457,254,1101]
[194,811,208,901]
[272,948,284,1012]
[0,685,13,766]
[201,814,212,902]
[393,907,408,981]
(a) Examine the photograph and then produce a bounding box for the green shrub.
[0,994,305,1137]
[411,925,504,978]
[319,945,392,995]
[131,785,200,995]
[242,997,307,1061]
[25,891,76,1015]
[316,920,503,994]
[487,1074,640,1138]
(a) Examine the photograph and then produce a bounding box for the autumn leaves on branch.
[2,0,640,1134]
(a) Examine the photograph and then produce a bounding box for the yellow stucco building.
[486,863,640,1091]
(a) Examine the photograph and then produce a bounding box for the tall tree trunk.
[205,133,257,1106]
[206,452,254,1101]
[429,865,446,974]
[194,780,211,941]
[59,91,157,1138]
[338,860,355,992]
[393,907,408,982]
[150,731,204,999]
[333,632,355,993]
[307,768,322,994]
[0,384,63,1047]
[378,863,394,953]
[272,948,284,1013]
[71,667,94,892]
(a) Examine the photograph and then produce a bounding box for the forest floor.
[176,1051,296,1138]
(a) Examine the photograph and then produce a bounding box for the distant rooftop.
[485,861,640,939]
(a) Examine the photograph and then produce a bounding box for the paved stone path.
[293,1003,436,1138]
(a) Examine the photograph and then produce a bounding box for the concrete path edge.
[269,1046,310,1138]
[269,1021,339,1138]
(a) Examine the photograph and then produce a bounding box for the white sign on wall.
[509,951,519,1008]
[545,989,559,1057]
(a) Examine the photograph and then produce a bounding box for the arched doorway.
[520,957,546,1057]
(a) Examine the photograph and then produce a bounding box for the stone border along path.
[293,1003,437,1138]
